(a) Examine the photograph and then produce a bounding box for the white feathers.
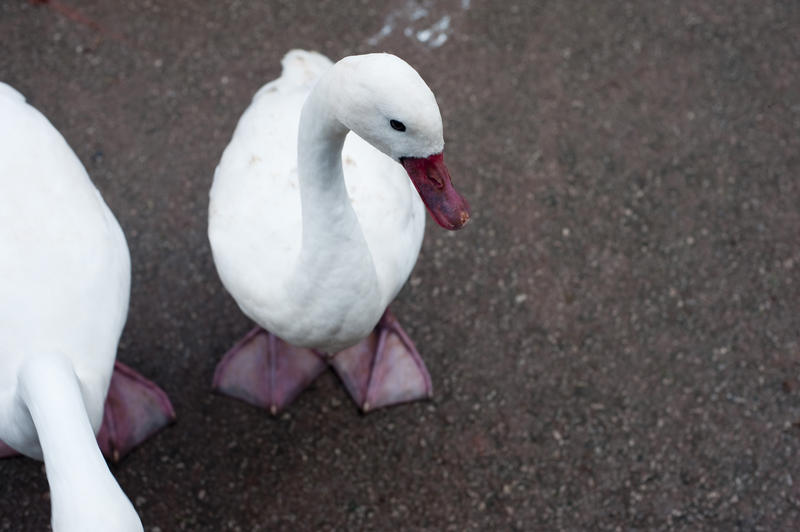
[208,51,444,352]
[0,82,141,532]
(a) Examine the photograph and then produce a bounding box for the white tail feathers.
[0,82,26,103]
[279,49,334,87]
[253,50,333,101]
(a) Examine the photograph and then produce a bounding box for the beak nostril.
[428,169,444,189]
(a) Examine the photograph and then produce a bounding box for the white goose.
[209,51,469,413]
[0,83,174,531]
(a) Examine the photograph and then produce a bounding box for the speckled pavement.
[1,1,799,530]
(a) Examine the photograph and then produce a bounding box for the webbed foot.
[212,327,327,414]
[0,439,18,459]
[96,361,176,462]
[330,309,432,412]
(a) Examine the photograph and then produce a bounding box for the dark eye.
[390,119,406,132]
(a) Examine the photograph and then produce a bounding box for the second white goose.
[0,82,175,531]
[209,51,469,413]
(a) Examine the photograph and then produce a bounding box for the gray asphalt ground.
[2,1,799,530]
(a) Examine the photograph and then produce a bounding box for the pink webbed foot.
[96,361,176,463]
[212,327,328,414]
[0,439,19,459]
[330,309,433,412]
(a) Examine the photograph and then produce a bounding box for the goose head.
[328,53,471,230]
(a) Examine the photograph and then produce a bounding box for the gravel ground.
[1,0,799,530]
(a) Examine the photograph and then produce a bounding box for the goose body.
[0,83,129,439]
[209,51,469,412]
[210,51,427,351]
[0,83,172,531]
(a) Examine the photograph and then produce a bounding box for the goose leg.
[329,309,433,412]
[212,327,327,414]
[96,362,176,463]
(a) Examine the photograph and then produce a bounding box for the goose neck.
[295,75,367,249]
[17,352,142,531]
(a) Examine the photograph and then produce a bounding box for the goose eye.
[389,119,406,132]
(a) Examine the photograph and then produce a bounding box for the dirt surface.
[2,0,799,530]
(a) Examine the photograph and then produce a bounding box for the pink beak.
[401,153,470,230]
